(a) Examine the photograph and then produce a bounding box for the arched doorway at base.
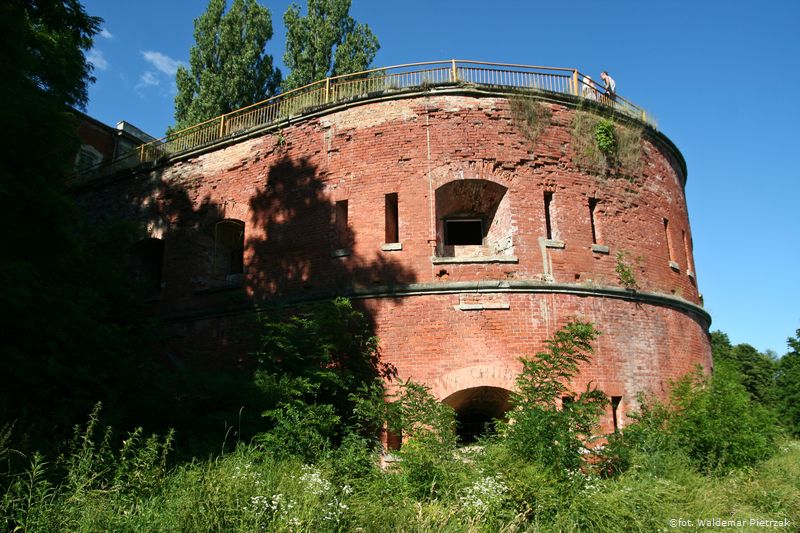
[443,386,512,444]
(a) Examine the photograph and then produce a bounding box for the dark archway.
[443,386,512,444]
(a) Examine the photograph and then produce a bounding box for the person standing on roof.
[600,71,616,103]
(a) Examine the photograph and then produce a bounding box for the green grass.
[3,432,797,532]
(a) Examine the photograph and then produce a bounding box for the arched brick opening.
[434,179,513,258]
[443,386,512,444]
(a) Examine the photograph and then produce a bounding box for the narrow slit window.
[611,396,622,432]
[588,198,600,244]
[544,191,554,240]
[214,219,244,277]
[130,238,164,294]
[445,219,483,245]
[663,218,675,263]
[682,229,693,273]
[334,200,349,248]
[385,193,399,243]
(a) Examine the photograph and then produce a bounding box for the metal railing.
[78,60,654,181]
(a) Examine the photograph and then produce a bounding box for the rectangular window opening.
[611,396,622,432]
[663,218,675,262]
[682,229,693,272]
[589,198,599,244]
[445,219,483,246]
[544,191,554,240]
[385,193,399,244]
[334,200,349,248]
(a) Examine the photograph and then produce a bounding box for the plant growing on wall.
[571,109,642,178]
[595,119,616,155]
[615,250,639,290]
[509,96,552,144]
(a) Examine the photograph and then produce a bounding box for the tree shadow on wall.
[98,151,417,455]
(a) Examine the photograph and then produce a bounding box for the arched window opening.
[435,180,513,258]
[214,219,245,278]
[129,238,164,296]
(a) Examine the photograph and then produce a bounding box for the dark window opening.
[386,428,402,451]
[589,198,599,244]
[385,193,399,243]
[445,219,483,245]
[130,238,164,295]
[544,191,554,239]
[663,218,675,263]
[562,395,574,407]
[611,396,622,432]
[214,219,244,277]
[456,410,496,444]
[334,200,349,248]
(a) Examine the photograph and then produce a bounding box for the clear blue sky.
[81,0,800,356]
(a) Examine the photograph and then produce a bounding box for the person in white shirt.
[600,71,616,103]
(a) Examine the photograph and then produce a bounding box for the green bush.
[605,364,779,476]
[595,118,616,155]
[500,320,607,473]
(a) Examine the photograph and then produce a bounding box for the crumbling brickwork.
[76,90,711,434]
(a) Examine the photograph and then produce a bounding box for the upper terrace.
[74,60,653,183]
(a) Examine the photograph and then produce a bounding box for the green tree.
[0,1,160,446]
[776,329,800,436]
[282,0,379,91]
[173,0,281,131]
[710,330,778,406]
[500,320,608,472]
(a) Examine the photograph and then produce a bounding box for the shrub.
[500,320,607,472]
[604,364,779,476]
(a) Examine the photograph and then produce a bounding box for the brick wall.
[76,90,711,430]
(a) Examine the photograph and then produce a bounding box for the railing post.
[138,144,145,163]
[572,70,579,96]
[219,115,226,138]
[325,77,331,103]
[451,59,458,82]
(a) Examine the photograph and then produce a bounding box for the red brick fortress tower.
[74,62,712,440]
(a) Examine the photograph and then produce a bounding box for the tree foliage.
[0,1,167,451]
[173,0,281,131]
[776,329,800,436]
[501,320,608,472]
[282,0,379,91]
[252,298,395,460]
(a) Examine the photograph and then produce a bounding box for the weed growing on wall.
[571,109,642,178]
[615,250,639,290]
[509,96,552,144]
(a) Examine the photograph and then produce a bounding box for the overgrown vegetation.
[509,96,552,144]
[4,320,797,531]
[571,109,643,178]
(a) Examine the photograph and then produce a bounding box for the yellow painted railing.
[79,60,654,180]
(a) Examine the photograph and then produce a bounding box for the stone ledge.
[431,255,519,264]
[591,244,610,254]
[453,303,511,311]
[381,242,403,252]
[669,260,680,271]
[544,239,565,249]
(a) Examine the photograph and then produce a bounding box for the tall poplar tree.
[283,0,379,91]
[174,0,281,131]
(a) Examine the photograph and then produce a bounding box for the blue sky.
[81,0,800,356]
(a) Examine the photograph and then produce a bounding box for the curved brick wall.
[76,88,712,431]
